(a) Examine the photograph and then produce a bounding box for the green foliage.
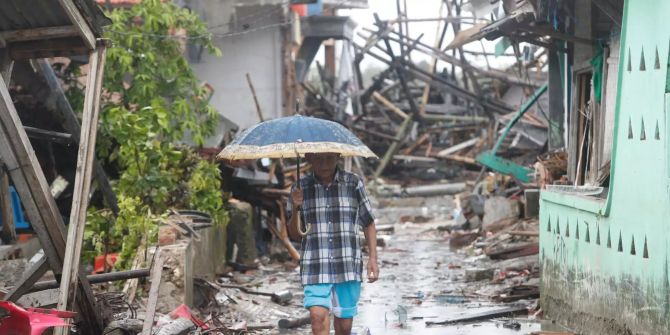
[82,0,227,269]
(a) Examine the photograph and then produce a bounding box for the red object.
[168,304,209,330]
[291,4,307,16]
[93,253,119,274]
[0,301,75,335]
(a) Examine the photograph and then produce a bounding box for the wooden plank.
[372,92,409,119]
[0,164,15,244]
[8,37,88,60]
[0,26,79,42]
[246,73,264,122]
[420,114,489,123]
[435,154,478,165]
[509,231,540,237]
[3,256,49,302]
[425,305,528,325]
[393,155,438,163]
[142,251,165,335]
[56,0,96,49]
[0,74,65,271]
[374,116,413,178]
[401,133,430,155]
[0,48,13,83]
[487,243,539,260]
[122,239,147,305]
[57,44,107,322]
[273,201,301,261]
[358,18,399,56]
[418,1,446,116]
[361,28,542,87]
[436,137,479,157]
[0,68,102,334]
[373,14,421,116]
[34,60,119,215]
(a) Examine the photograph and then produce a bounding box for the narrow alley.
[0,0,663,334]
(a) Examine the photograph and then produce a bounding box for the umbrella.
[217,115,377,160]
[217,115,377,236]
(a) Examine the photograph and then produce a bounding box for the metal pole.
[26,269,151,293]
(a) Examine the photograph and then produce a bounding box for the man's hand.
[291,188,304,208]
[367,258,379,283]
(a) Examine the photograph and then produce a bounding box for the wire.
[206,2,290,31]
[103,0,354,41]
[105,19,294,41]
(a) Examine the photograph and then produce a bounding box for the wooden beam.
[57,0,96,50]
[420,114,489,123]
[57,44,106,324]
[0,26,79,43]
[419,1,447,116]
[518,24,593,45]
[141,251,165,335]
[402,133,430,155]
[34,60,120,215]
[0,65,102,334]
[352,126,398,141]
[374,116,413,178]
[358,18,399,56]
[0,48,13,84]
[372,92,409,119]
[8,37,88,60]
[245,73,264,122]
[272,201,301,261]
[0,164,15,244]
[3,256,49,301]
[373,14,421,116]
[436,137,480,157]
[383,17,483,23]
[434,154,478,165]
[0,75,66,275]
[361,28,542,87]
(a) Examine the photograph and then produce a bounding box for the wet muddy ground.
[216,195,573,334]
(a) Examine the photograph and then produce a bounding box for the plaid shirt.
[287,168,375,285]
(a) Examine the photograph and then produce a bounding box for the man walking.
[287,152,378,335]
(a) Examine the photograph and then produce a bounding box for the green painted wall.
[540,1,670,333]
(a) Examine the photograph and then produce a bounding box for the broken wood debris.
[426,305,528,326]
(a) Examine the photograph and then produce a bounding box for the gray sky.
[338,0,519,71]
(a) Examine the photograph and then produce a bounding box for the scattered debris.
[426,306,528,326]
[502,319,522,330]
[278,313,311,329]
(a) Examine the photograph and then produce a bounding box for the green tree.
[83,0,227,268]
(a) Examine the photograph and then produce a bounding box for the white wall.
[191,28,283,131]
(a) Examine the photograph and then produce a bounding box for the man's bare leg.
[334,317,353,335]
[309,306,330,335]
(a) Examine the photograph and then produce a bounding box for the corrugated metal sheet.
[0,0,109,36]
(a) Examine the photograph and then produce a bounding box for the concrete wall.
[540,1,670,333]
[191,28,284,130]
[185,0,286,131]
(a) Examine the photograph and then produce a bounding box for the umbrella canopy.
[217,115,377,160]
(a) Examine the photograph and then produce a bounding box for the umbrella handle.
[295,153,311,236]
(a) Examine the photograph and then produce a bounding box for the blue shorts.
[303,281,361,319]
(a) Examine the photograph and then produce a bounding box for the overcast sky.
[338,0,518,70]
